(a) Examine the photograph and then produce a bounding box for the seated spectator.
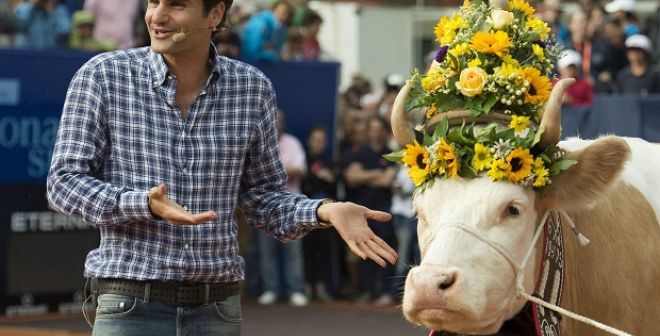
[68,10,116,52]
[615,34,660,95]
[14,0,71,49]
[557,49,594,107]
[241,0,293,62]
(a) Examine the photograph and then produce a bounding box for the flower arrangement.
[385,0,576,193]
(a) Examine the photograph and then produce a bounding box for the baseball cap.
[605,0,636,13]
[625,34,652,53]
[558,49,582,68]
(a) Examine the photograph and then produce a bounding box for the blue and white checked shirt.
[47,46,323,283]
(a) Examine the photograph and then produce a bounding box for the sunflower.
[434,17,450,45]
[521,67,552,105]
[409,166,430,187]
[472,143,491,172]
[533,158,550,187]
[508,0,535,17]
[437,139,459,178]
[402,142,430,171]
[471,31,511,57]
[488,158,508,181]
[505,148,534,182]
[510,115,530,133]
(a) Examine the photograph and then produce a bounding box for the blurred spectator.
[301,126,339,302]
[541,0,569,43]
[282,28,303,60]
[616,34,660,95]
[343,116,396,304]
[587,6,606,39]
[0,0,18,46]
[255,110,309,307]
[362,73,404,120]
[300,9,322,61]
[642,0,660,63]
[605,0,640,37]
[380,165,418,306]
[593,16,628,93]
[213,27,241,59]
[557,49,594,107]
[241,0,293,61]
[83,0,140,49]
[565,9,613,86]
[14,0,71,49]
[68,10,116,52]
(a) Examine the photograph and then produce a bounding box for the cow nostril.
[437,273,456,291]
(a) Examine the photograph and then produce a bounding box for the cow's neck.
[557,182,660,335]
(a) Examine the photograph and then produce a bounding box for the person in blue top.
[240,0,292,62]
[14,0,71,49]
[46,0,397,335]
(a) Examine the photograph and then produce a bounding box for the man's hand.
[317,201,397,267]
[148,183,217,225]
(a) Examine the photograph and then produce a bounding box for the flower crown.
[385,0,576,194]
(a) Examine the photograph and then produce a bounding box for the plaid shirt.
[47,46,322,283]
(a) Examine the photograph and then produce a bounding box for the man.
[343,116,397,304]
[46,0,396,335]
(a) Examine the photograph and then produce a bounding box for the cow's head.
[393,80,631,334]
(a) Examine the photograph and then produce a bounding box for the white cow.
[392,80,660,335]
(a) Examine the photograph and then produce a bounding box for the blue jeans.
[255,230,304,294]
[91,293,242,336]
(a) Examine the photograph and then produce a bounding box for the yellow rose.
[456,67,488,97]
[490,9,514,29]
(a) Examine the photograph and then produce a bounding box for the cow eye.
[507,205,521,216]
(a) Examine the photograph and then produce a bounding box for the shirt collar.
[148,43,222,88]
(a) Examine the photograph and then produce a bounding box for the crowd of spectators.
[0,0,327,62]
[3,0,660,308]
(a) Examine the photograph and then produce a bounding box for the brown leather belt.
[96,278,240,306]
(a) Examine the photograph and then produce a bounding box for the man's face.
[145,0,224,55]
[273,4,291,26]
[367,119,389,146]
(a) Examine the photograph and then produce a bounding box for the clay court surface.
[0,300,425,336]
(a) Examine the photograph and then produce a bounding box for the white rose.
[490,9,514,29]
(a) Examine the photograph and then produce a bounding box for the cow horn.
[391,80,416,147]
[538,78,575,148]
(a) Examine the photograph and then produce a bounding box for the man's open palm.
[148,183,217,225]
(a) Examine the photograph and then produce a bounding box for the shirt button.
[184,243,190,249]
[182,168,188,175]
[183,205,188,211]
[167,75,174,80]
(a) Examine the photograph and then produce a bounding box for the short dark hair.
[303,10,323,27]
[202,0,233,27]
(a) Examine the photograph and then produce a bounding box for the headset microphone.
[171,27,215,43]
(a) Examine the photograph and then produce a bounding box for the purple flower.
[435,45,449,62]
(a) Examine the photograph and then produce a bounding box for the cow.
[391,79,660,335]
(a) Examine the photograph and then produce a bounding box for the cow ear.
[548,136,630,210]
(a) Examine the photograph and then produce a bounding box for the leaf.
[550,159,577,175]
[383,150,405,163]
[435,94,464,112]
[532,125,545,147]
[433,117,450,140]
[495,128,515,141]
[482,94,499,113]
